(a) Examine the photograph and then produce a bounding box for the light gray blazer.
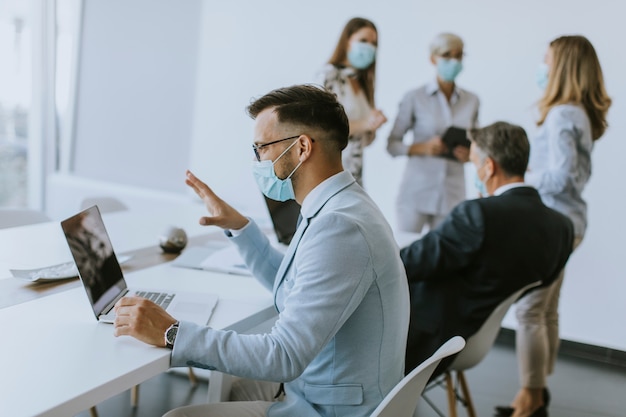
[387,80,480,216]
[171,171,410,417]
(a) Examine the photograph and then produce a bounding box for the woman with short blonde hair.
[387,32,480,234]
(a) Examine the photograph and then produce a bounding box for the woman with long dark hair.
[317,17,387,187]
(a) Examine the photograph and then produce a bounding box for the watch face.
[166,324,178,346]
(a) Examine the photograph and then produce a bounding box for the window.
[0,2,32,207]
[0,0,81,209]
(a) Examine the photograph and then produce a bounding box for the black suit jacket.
[400,186,574,374]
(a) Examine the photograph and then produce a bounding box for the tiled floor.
[76,341,626,417]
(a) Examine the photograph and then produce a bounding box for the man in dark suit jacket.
[401,121,574,377]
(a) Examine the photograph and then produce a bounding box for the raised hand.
[185,170,249,231]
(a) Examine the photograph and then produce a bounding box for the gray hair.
[429,33,464,56]
[469,122,530,177]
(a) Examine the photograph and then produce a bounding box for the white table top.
[0,206,419,416]
[0,263,274,417]
[0,205,232,278]
[0,205,277,417]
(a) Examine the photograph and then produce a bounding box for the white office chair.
[0,208,50,229]
[424,281,542,417]
[80,196,128,213]
[370,336,466,417]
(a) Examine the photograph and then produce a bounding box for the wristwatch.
[164,321,179,349]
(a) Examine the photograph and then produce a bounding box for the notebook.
[61,205,218,324]
[171,196,301,274]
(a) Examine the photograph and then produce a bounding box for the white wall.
[55,0,625,351]
[190,0,626,351]
[71,0,202,193]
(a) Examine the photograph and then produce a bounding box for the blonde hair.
[429,33,464,56]
[538,35,612,141]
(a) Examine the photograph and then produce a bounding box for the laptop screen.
[61,205,127,317]
[263,197,301,245]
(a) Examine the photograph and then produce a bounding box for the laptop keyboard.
[135,291,176,310]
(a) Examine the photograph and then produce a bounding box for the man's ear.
[484,157,496,179]
[297,134,313,162]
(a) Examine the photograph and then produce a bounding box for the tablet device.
[441,126,470,159]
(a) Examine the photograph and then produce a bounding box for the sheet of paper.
[171,245,251,276]
[200,246,251,276]
[10,255,132,282]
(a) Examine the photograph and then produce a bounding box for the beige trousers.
[514,237,582,388]
[162,379,282,417]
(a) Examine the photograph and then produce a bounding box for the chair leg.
[89,406,98,417]
[188,366,198,387]
[130,384,139,407]
[457,371,476,417]
[445,371,458,417]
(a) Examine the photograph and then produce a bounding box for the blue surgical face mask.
[252,140,302,202]
[536,63,549,90]
[347,42,376,70]
[437,58,463,82]
[473,167,489,197]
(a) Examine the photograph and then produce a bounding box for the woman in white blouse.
[496,35,611,417]
[318,17,387,187]
[387,33,479,234]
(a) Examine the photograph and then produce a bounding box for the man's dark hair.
[469,121,530,177]
[246,84,349,151]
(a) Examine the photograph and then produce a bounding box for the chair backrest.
[80,196,128,213]
[370,336,466,417]
[448,281,542,371]
[0,209,51,229]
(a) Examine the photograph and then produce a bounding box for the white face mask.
[251,140,302,202]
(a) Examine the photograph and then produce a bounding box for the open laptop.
[61,205,218,324]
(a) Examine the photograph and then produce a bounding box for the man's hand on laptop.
[185,170,249,231]
[113,296,177,347]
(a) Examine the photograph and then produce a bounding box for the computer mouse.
[159,226,188,254]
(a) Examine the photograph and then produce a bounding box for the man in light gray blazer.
[113,85,410,417]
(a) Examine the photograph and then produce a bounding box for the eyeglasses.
[440,51,465,60]
[252,135,315,162]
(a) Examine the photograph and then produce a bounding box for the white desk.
[0,263,275,417]
[0,208,418,416]
[0,204,235,277]
[0,207,278,417]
